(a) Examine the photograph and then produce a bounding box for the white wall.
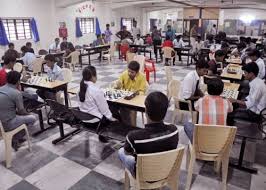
[0,0,56,56]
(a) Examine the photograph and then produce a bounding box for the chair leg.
[172,109,177,124]
[141,113,145,125]
[214,160,221,173]
[124,171,130,190]
[222,156,229,190]
[4,136,12,168]
[168,174,179,190]
[154,71,156,82]
[24,128,32,152]
[185,150,195,190]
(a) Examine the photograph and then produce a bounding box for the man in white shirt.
[248,49,265,79]
[134,34,144,46]
[228,62,266,125]
[209,24,217,36]
[131,20,141,40]
[21,46,36,71]
[179,60,209,108]
[49,38,61,53]
[173,35,185,61]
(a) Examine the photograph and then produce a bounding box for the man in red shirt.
[0,52,16,86]
[162,35,175,65]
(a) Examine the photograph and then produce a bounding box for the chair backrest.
[109,44,116,57]
[61,68,72,82]
[32,58,44,74]
[126,52,136,64]
[133,55,145,73]
[165,66,173,85]
[0,121,6,138]
[71,109,100,123]
[193,124,237,158]
[38,49,48,55]
[69,51,80,64]
[136,147,184,183]
[167,79,180,99]
[163,47,175,58]
[13,62,23,73]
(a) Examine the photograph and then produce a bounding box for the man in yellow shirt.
[113,61,147,126]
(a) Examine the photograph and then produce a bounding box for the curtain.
[95,17,101,35]
[30,18,40,42]
[75,18,83,38]
[0,19,9,46]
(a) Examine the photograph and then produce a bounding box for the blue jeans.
[118,148,136,177]
[184,122,194,143]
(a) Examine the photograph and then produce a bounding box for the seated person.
[92,34,104,47]
[145,34,153,45]
[26,42,35,54]
[173,35,185,62]
[0,71,36,151]
[227,62,266,125]
[118,91,179,176]
[208,49,226,76]
[246,37,256,49]
[231,42,246,58]
[4,43,20,59]
[162,36,175,65]
[60,37,74,51]
[194,35,204,54]
[63,43,76,63]
[101,33,108,44]
[21,46,36,71]
[179,59,209,108]
[0,53,16,86]
[49,38,61,53]
[184,78,233,141]
[112,61,147,126]
[204,34,214,48]
[134,34,144,45]
[36,54,64,101]
[248,49,265,79]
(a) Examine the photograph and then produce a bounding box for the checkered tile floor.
[0,54,266,190]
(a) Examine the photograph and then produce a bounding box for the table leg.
[144,47,146,57]
[88,51,91,65]
[52,122,81,144]
[229,137,258,174]
[187,52,190,66]
[150,51,152,60]
[79,54,82,68]
[32,109,56,136]
[63,84,69,107]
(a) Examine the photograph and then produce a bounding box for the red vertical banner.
[59,22,68,38]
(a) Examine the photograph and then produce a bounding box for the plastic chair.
[144,59,156,83]
[120,44,129,61]
[126,52,136,64]
[133,55,145,73]
[32,58,44,75]
[13,62,23,73]
[102,44,116,64]
[162,47,176,66]
[125,147,185,190]
[57,68,73,106]
[185,125,237,190]
[0,121,31,168]
[165,66,173,97]
[38,49,48,55]
[63,51,80,71]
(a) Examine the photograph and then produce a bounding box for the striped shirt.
[124,122,179,156]
[195,95,233,125]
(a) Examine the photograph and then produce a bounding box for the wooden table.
[221,82,240,99]
[83,45,110,66]
[221,64,243,81]
[21,78,69,107]
[226,58,242,64]
[129,44,152,59]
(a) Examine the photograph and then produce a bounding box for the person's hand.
[109,117,118,122]
[228,98,236,103]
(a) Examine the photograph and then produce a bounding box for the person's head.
[136,34,141,39]
[248,49,261,61]
[3,52,16,69]
[207,77,224,96]
[165,35,171,41]
[195,59,209,76]
[106,23,110,29]
[8,43,15,50]
[122,25,127,31]
[6,71,21,86]
[145,91,169,123]
[153,25,157,30]
[240,36,246,43]
[133,20,137,27]
[167,25,171,30]
[196,35,201,42]
[26,42,32,48]
[242,62,259,81]
[237,42,246,51]
[21,46,28,54]
[206,34,214,42]
[147,33,151,37]
[63,37,67,42]
[55,38,60,45]
[213,24,216,28]
[79,66,97,102]
[246,37,251,44]
[221,41,229,50]
[176,35,181,40]
[102,33,106,39]
[128,61,140,80]
[44,54,56,68]
[96,34,101,39]
[215,50,226,62]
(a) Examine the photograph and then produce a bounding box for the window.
[80,18,94,34]
[122,18,133,31]
[2,18,32,41]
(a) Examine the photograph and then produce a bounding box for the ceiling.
[55,0,266,10]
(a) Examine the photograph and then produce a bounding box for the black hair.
[102,33,106,36]
[63,37,67,40]
[237,42,246,50]
[21,45,28,53]
[242,62,259,77]
[128,61,140,72]
[106,24,110,27]
[207,78,224,96]
[6,71,21,85]
[79,66,97,102]
[44,54,56,62]
[8,43,14,48]
[246,37,251,43]
[248,49,261,58]
[55,38,60,41]
[3,52,16,65]
[195,59,209,69]
[96,34,101,38]
[221,41,229,49]
[137,34,141,37]
[215,49,225,58]
[26,42,32,46]
[213,24,216,27]
[145,91,169,122]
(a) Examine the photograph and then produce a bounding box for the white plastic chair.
[0,121,31,168]
[63,51,80,71]
[162,47,176,66]
[32,58,44,75]
[133,55,145,73]
[57,68,73,105]
[13,62,23,73]
[102,44,116,64]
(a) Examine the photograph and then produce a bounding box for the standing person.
[209,24,217,36]
[118,91,179,176]
[26,42,35,54]
[165,25,175,41]
[21,46,36,71]
[0,52,16,86]
[162,36,175,65]
[4,43,20,59]
[152,26,162,61]
[116,26,132,41]
[104,24,113,43]
[0,71,36,151]
[190,24,198,52]
[248,49,265,79]
[131,20,141,40]
[49,38,61,53]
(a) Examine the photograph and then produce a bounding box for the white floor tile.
[0,164,22,190]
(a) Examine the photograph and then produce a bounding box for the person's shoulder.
[164,123,178,131]
[127,128,146,141]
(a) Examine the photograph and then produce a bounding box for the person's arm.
[194,99,200,111]
[94,90,113,120]
[124,133,135,155]
[116,31,121,39]
[137,75,147,94]
[228,98,246,107]
[16,92,28,115]
[182,76,194,100]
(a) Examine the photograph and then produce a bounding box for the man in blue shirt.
[165,25,175,41]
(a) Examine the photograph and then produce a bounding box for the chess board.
[221,88,239,99]
[103,89,133,101]
[27,76,44,85]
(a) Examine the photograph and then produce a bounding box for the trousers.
[118,147,136,177]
